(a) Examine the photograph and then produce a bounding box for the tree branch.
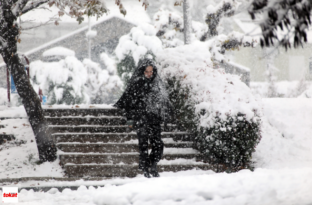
[20,15,59,30]
[12,0,28,16]
[21,0,49,15]
[249,0,312,49]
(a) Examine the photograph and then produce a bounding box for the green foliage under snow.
[165,76,261,170]
[195,113,261,169]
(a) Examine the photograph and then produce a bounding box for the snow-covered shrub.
[84,58,123,104]
[157,42,262,169]
[195,114,261,169]
[116,52,135,86]
[115,23,262,169]
[152,10,257,65]
[153,10,207,48]
[115,23,162,85]
[30,56,89,105]
[164,77,196,131]
[101,53,118,75]
[30,56,123,105]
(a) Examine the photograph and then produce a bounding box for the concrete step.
[52,132,194,143]
[49,124,178,133]
[43,108,124,117]
[46,116,127,126]
[64,164,222,178]
[59,153,204,166]
[57,142,193,153]
[42,108,208,177]
[49,125,131,134]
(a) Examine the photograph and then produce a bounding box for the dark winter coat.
[114,59,173,128]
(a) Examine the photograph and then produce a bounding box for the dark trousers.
[136,124,164,170]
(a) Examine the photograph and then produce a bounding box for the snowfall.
[0,96,310,205]
[0,1,311,205]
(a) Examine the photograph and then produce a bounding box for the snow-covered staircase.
[44,108,214,178]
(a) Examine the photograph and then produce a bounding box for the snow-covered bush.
[153,10,207,47]
[157,42,262,169]
[152,10,257,65]
[115,22,262,169]
[85,57,123,104]
[115,23,162,86]
[30,56,122,105]
[30,56,89,105]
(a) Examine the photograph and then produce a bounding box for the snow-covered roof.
[23,16,136,57]
[0,16,136,68]
[0,0,151,67]
[42,47,75,57]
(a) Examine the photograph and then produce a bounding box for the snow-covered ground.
[12,168,312,205]
[0,98,311,204]
[250,81,312,98]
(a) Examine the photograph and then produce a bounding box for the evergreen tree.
[248,0,312,49]
[117,52,155,87]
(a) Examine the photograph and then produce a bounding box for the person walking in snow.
[114,59,173,178]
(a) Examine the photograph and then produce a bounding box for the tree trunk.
[9,55,57,162]
[1,5,56,162]
[183,0,192,45]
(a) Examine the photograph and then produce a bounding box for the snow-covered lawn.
[0,98,311,204]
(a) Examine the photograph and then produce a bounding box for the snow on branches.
[115,0,149,16]
[204,0,237,39]
[115,23,162,65]
[153,10,207,48]
[248,0,312,49]
[210,31,258,62]
[29,56,123,105]
[48,0,108,23]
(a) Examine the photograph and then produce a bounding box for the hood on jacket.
[114,58,173,124]
[135,59,158,82]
